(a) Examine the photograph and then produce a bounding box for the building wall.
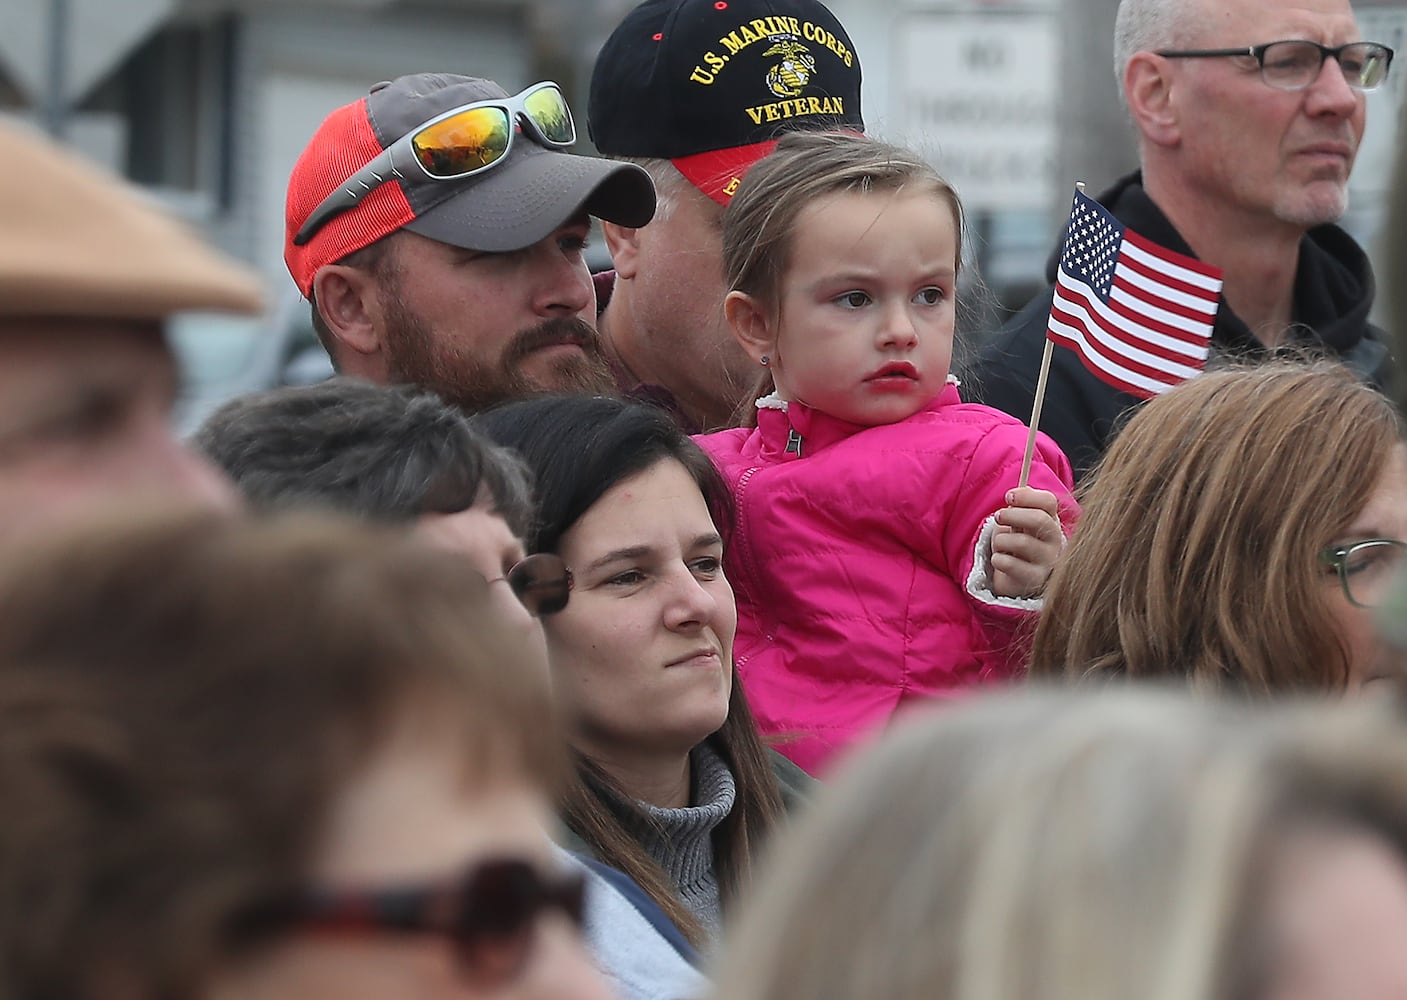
[229,3,530,286]
[4,0,1405,315]
[0,0,533,295]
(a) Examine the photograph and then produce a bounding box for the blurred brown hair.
[1029,360,1402,693]
[0,508,560,1000]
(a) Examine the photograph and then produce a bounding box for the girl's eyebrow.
[807,263,957,287]
[807,270,878,286]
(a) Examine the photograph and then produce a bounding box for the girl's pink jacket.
[695,383,1077,775]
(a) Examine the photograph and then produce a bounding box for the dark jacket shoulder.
[768,747,818,812]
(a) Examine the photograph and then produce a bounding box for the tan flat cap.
[0,121,263,320]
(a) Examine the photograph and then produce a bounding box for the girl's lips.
[865,362,919,381]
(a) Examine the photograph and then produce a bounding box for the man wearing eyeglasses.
[285,73,656,414]
[972,0,1396,481]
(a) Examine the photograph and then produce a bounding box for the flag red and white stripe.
[1046,189,1222,399]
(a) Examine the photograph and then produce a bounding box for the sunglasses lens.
[506,554,572,616]
[411,107,511,177]
[522,86,576,145]
[453,862,582,987]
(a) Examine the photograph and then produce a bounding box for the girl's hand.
[991,487,1064,598]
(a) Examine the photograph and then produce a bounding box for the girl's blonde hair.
[723,130,964,312]
[713,687,1407,1000]
[1030,359,1402,693]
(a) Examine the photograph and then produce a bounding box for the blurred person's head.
[0,509,610,1000]
[475,394,783,943]
[714,687,1407,1000]
[285,74,655,413]
[0,123,260,541]
[1030,360,1407,693]
[588,0,864,430]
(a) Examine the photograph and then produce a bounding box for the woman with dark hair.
[475,395,809,948]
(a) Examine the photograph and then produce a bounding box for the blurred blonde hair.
[1029,360,1402,693]
[712,687,1407,1000]
[722,130,964,314]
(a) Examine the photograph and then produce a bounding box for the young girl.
[695,131,1077,775]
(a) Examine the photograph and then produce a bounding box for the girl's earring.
[760,355,770,367]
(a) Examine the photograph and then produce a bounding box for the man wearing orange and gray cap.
[589,0,864,431]
[0,122,259,542]
[284,73,656,414]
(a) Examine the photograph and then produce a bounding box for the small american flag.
[1046,188,1222,399]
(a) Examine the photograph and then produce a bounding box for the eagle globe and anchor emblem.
[763,39,818,98]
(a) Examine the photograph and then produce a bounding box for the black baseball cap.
[589,0,863,204]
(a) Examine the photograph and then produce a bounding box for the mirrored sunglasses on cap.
[493,552,574,617]
[293,81,576,247]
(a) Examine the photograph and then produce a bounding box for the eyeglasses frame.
[1154,39,1394,92]
[293,81,577,247]
[1318,537,1407,609]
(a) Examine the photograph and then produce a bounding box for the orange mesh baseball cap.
[285,73,656,296]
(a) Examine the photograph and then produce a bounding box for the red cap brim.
[671,140,779,206]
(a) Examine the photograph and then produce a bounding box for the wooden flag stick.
[1017,338,1055,488]
[1018,180,1085,489]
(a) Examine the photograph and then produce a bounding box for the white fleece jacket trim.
[966,514,1045,612]
[756,375,959,413]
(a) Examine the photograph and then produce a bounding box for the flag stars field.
[1046,189,1223,400]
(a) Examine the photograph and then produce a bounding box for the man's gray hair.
[193,378,535,538]
[616,157,696,224]
[1113,0,1203,96]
